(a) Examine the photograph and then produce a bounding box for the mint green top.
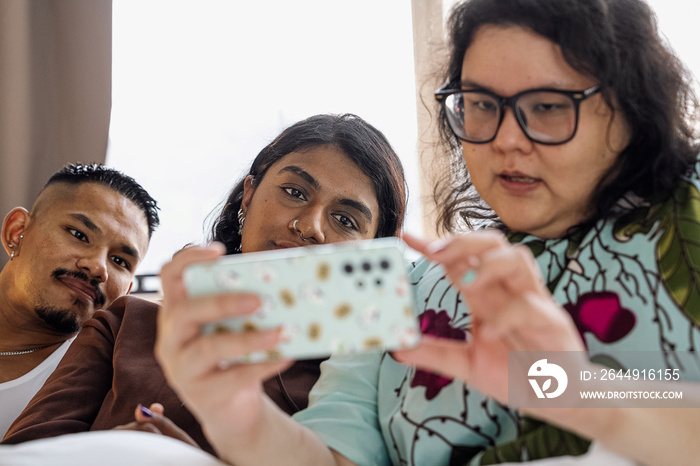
[294,159,700,465]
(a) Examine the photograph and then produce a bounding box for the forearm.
[529,381,700,466]
[203,395,341,466]
[600,406,699,466]
[544,406,699,466]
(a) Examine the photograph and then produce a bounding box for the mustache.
[52,268,106,307]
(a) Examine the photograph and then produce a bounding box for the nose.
[76,249,108,283]
[293,207,326,244]
[492,106,534,154]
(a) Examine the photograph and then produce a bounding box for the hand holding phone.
[183,238,420,362]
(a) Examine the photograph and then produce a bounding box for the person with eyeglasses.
[151,0,700,465]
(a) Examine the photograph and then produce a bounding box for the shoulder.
[86,295,160,334]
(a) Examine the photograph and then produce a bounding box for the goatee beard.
[35,305,81,334]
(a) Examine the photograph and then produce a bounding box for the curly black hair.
[433,0,699,234]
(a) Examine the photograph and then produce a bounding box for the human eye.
[475,100,497,112]
[111,255,131,271]
[282,186,307,201]
[464,93,497,114]
[67,228,88,242]
[526,93,573,115]
[532,102,569,113]
[332,213,359,232]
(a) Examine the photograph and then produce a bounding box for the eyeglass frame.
[434,83,602,145]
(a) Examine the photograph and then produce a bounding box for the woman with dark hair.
[210,113,406,253]
[432,0,698,235]
[154,0,700,465]
[2,113,407,455]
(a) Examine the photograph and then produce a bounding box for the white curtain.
[411,0,445,238]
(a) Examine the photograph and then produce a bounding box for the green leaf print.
[656,181,700,326]
[612,181,700,326]
[613,202,664,242]
[507,232,546,258]
[470,419,590,464]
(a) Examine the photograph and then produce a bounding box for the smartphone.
[183,237,420,362]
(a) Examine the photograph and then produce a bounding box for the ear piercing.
[8,235,23,260]
[292,219,309,242]
[237,209,245,235]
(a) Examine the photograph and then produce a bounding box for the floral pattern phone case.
[183,237,420,362]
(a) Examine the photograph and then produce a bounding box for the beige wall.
[0,0,112,268]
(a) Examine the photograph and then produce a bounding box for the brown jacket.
[2,295,323,456]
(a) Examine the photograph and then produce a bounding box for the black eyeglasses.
[435,84,601,145]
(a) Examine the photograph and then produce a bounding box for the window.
[108,0,420,284]
[109,0,700,290]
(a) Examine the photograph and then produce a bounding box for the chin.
[35,306,82,334]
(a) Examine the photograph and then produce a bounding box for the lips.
[500,174,539,183]
[52,268,106,307]
[273,240,306,249]
[497,170,542,195]
[58,275,99,304]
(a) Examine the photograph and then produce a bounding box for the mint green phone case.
[183,238,420,362]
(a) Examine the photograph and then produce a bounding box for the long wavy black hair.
[208,113,408,254]
[433,0,699,234]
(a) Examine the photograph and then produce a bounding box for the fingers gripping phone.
[183,238,420,363]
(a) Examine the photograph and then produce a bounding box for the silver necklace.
[0,345,51,356]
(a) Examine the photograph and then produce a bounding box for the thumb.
[134,403,201,449]
[148,402,165,415]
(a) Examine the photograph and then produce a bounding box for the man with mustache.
[0,163,158,437]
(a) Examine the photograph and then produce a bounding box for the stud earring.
[8,243,14,260]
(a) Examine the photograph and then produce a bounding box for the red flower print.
[564,291,636,345]
[410,309,466,400]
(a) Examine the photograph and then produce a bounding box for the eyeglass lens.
[445,91,578,144]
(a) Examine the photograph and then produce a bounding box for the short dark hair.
[208,113,408,254]
[44,162,160,238]
[434,0,699,233]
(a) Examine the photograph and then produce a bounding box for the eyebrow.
[279,165,320,189]
[459,79,481,88]
[69,213,141,261]
[459,78,575,94]
[459,79,498,93]
[70,213,101,234]
[339,199,373,223]
[278,165,374,223]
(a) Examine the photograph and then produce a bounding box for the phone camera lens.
[379,259,390,269]
[343,263,353,274]
[362,262,371,271]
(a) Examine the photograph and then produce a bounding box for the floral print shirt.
[294,159,700,465]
